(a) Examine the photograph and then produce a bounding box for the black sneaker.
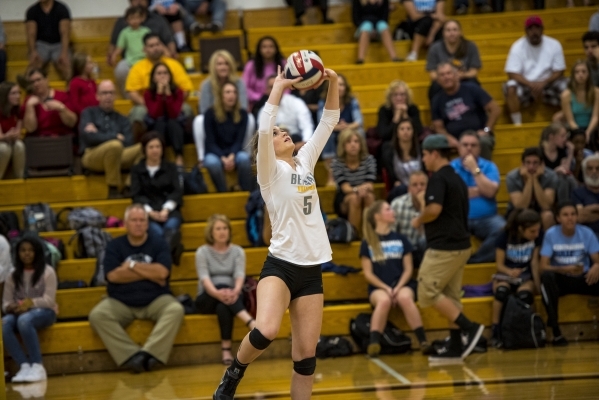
[461,324,485,359]
[428,345,463,365]
[420,342,436,356]
[213,368,242,400]
[552,336,568,347]
[367,342,381,357]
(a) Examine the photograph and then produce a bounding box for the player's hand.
[273,66,302,90]
[322,68,338,82]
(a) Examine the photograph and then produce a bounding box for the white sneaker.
[405,51,418,61]
[11,363,32,383]
[22,363,47,382]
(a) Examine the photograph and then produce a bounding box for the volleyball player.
[213,67,340,400]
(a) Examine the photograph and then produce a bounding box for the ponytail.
[505,208,541,240]
[362,200,387,263]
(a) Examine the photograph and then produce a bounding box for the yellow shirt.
[125,57,194,93]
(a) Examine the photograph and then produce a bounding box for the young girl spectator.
[331,129,377,233]
[385,119,422,202]
[68,53,99,117]
[3,236,57,383]
[491,208,542,347]
[202,82,253,192]
[0,82,25,179]
[426,20,481,102]
[242,36,285,111]
[144,62,185,167]
[150,0,190,51]
[402,0,445,61]
[195,214,256,365]
[199,50,248,114]
[540,123,576,202]
[353,0,400,64]
[361,200,431,357]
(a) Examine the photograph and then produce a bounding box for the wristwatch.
[483,126,494,135]
[129,260,136,270]
[474,167,481,176]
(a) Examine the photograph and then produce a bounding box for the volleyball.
[284,50,325,90]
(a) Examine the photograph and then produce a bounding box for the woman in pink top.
[68,53,98,117]
[242,36,286,111]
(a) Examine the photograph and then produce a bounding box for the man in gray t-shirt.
[506,147,558,230]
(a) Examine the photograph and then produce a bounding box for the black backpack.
[23,203,56,233]
[350,313,412,355]
[0,212,20,236]
[501,296,546,350]
[183,165,208,195]
[315,336,353,358]
[245,189,266,247]
[325,218,358,243]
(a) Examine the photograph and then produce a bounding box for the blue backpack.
[245,190,266,247]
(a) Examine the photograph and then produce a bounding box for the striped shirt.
[390,193,427,251]
[401,0,438,13]
[331,155,377,187]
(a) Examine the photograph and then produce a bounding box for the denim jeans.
[204,151,253,192]
[149,217,182,238]
[180,0,227,26]
[3,308,56,365]
[468,214,506,263]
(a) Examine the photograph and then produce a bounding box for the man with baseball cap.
[412,134,484,364]
[504,16,567,125]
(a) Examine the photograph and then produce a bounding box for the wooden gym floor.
[5,342,599,399]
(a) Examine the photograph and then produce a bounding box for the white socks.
[174,31,187,48]
[510,112,522,126]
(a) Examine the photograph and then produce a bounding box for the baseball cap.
[525,16,543,29]
[422,134,451,150]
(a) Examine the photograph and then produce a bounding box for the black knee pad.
[518,290,534,305]
[249,328,272,350]
[293,357,316,376]
[494,285,510,304]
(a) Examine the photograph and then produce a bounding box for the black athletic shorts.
[260,255,324,300]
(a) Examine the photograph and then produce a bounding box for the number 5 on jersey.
[303,195,313,215]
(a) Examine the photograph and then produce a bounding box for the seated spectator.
[352,0,400,64]
[109,0,176,97]
[0,17,6,83]
[385,119,422,202]
[377,80,423,145]
[144,62,185,167]
[68,53,98,117]
[451,131,505,263]
[540,123,576,203]
[431,62,500,160]
[3,236,57,383]
[150,0,190,52]
[202,82,254,192]
[131,132,184,264]
[195,214,256,365]
[361,200,431,357]
[89,204,184,373]
[573,154,599,236]
[504,16,567,126]
[0,82,25,179]
[79,80,143,199]
[426,20,481,102]
[22,69,77,137]
[242,36,285,111]
[180,0,227,32]
[493,0,544,12]
[401,0,445,62]
[491,209,542,347]
[454,0,492,14]
[583,31,599,87]
[331,129,377,233]
[125,33,193,138]
[390,170,428,268]
[540,201,599,346]
[286,0,333,25]
[199,50,248,115]
[506,147,558,230]
[570,129,593,183]
[24,0,72,81]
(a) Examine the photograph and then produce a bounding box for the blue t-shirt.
[540,225,599,273]
[572,186,599,235]
[450,157,499,219]
[496,230,542,273]
[359,231,413,294]
[103,233,172,307]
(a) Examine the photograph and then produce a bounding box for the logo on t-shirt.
[445,98,470,121]
[552,243,586,266]
[291,173,316,193]
[127,253,153,263]
[506,241,535,264]
[370,239,405,260]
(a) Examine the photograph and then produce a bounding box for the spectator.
[0,17,6,83]
[202,82,254,192]
[108,0,176,97]
[451,131,505,264]
[88,204,184,373]
[493,0,544,12]
[454,0,492,14]
[352,0,400,64]
[491,209,542,347]
[504,16,567,126]
[199,50,248,114]
[582,31,599,87]
[131,132,184,264]
[385,119,422,202]
[125,33,193,138]
[540,201,599,346]
[331,129,377,233]
[143,62,185,167]
[431,62,500,160]
[0,82,25,180]
[286,0,333,25]
[570,129,593,183]
[573,154,599,236]
[180,0,227,32]
[150,0,190,52]
[377,80,423,145]
[506,147,558,230]
[540,123,576,204]
[361,200,431,357]
[426,20,481,102]
[194,214,256,365]
[401,0,445,62]
[242,36,285,111]
[25,0,72,81]
[3,236,57,383]
[390,170,428,269]
[68,53,98,117]
[79,80,143,199]
[22,68,77,137]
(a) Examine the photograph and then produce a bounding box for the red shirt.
[22,90,74,137]
[0,108,20,133]
[68,76,98,116]
[144,88,184,120]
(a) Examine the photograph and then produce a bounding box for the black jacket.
[130,160,183,221]
[376,104,423,142]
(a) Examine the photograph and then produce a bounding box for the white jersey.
[257,103,339,265]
